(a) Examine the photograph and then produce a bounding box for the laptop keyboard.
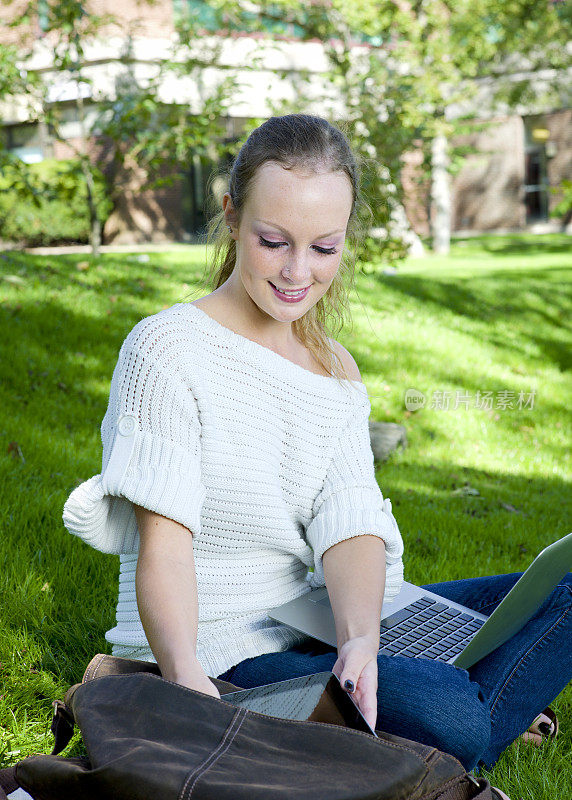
[377,596,485,662]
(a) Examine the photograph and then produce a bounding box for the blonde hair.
[195,114,368,387]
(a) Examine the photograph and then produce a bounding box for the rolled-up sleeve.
[305,394,404,600]
[62,329,206,555]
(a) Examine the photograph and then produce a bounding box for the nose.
[281,248,312,286]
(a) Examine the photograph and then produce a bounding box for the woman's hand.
[332,635,379,732]
[164,658,222,700]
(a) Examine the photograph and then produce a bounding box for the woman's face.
[223,161,354,324]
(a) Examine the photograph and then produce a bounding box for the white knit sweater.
[62,302,404,678]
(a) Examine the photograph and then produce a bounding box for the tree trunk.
[430,133,451,255]
[389,200,425,257]
[75,67,101,258]
[81,160,102,257]
[90,212,102,258]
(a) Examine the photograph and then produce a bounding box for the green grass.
[1,233,571,795]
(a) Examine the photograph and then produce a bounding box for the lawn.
[0,233,571,798]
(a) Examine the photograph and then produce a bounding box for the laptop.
[269,531,572,670]
[222,671,378,736]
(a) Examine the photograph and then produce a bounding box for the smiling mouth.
[269,282,311,293]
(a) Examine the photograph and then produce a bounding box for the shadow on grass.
[0,250,201,444]
[451,234,572,256]
[375,266,571,325]
[373,464,572,605]
[370,264,571,373]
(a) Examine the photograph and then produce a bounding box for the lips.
[269,282,311,303]
[270,283,309,293]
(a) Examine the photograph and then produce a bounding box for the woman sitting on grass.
[63,113,571,775]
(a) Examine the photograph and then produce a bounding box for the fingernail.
[344,679,355,692]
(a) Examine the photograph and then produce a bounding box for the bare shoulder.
[329,338,362,382]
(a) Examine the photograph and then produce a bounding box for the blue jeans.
[217,573,572,771]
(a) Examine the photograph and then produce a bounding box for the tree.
[324,0,571,255]
[3,1,569,257]
[0,41,45,200]
[329,0,572,255]
[206,0,571,259]
[1,0,239,254]
[1,2,119,253]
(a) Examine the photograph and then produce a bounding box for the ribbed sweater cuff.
[62,428,206,554]
[306,487,404,597]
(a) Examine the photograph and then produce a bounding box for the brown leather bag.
[0,654,508,800]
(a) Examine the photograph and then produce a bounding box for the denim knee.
[422,675,491,771]
[376,657,491,771]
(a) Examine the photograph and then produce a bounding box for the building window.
[3,123,44,163]
[181,117,248,237]
[524,118,550,224]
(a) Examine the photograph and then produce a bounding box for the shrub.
[0,158,112,246]
[550,179,572,221]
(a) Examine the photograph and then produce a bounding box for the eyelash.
[258,236,337,256]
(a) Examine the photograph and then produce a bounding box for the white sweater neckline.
[180,302,367,393]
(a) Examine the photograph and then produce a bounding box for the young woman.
[63,113,571,774]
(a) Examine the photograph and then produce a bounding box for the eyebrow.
[255,219,346,240]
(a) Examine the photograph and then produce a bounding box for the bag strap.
[51,698,76,756]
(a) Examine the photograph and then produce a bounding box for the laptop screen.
[222,672,377,736]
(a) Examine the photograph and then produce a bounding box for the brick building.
[451,110,572,232]
[1,0,571,243]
